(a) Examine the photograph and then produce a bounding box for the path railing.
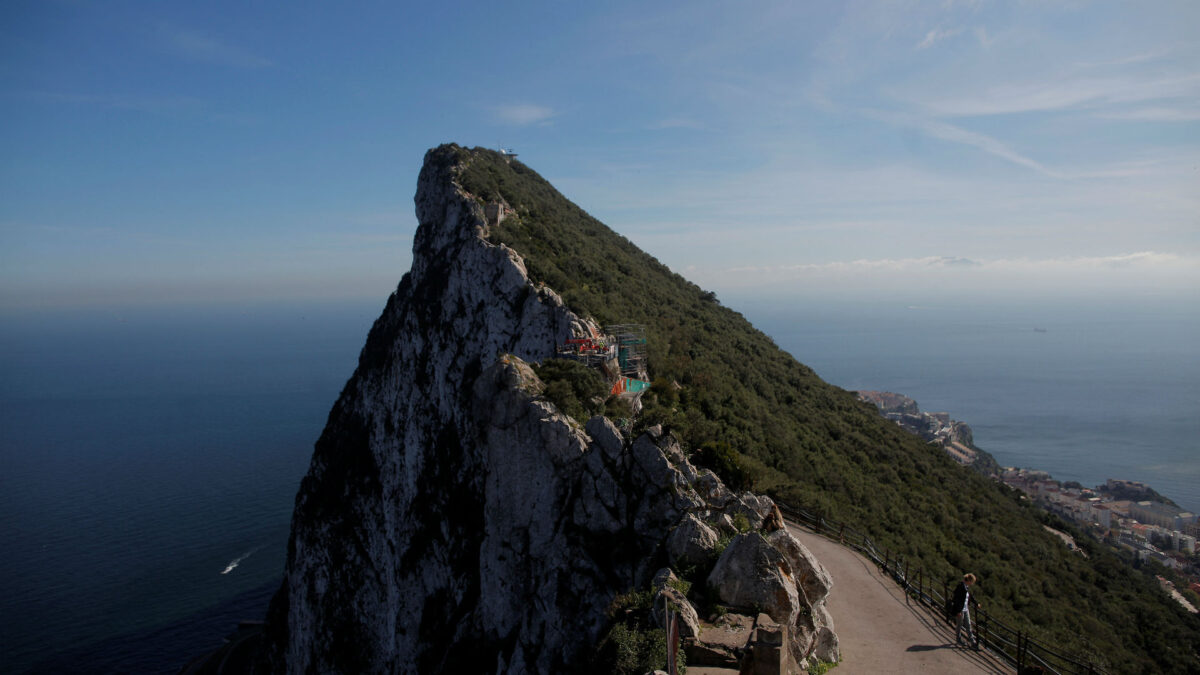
[777,501,1104,675]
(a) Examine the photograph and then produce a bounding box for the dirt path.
[789,524,1009,675]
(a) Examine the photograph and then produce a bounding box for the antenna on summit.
[498,146,518,159]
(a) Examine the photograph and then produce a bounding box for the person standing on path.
[952,573,979,649]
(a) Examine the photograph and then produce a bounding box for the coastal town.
[858,390,1200,615]
[999,472,1200,612]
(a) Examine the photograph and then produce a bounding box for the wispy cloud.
[915,73,1200,117]
[916,26,963,50]
[699,252,1200,293]
[973,26,994,48]
[650,117,706,130]
[1075,50,1169,69]
[163,29,273,68]
[728,255,983,275]
[1097,106,1200,122]
[18,91,203,113]
[492,103,557,126]
[866,109,1061,177]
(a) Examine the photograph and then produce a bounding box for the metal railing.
[777,502,1104,675]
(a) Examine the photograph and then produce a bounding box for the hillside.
[448,144,1200,674]
[255,145,848,674]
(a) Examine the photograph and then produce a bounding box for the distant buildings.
[1129,501,1198,531]
[999,471,1196,566]
[857,391,979,465]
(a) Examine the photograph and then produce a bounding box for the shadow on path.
[788,523,1009,675]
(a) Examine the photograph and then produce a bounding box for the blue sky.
[2,0,1197,309]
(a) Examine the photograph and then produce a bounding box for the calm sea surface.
[0,301,381,673]
[1,295,1196,672]
[737,296,1200,515]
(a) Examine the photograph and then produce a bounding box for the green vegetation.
[531,359,608,422]
[1105,483,1178,507]
[442,145,1200,674]
[808,658,838,675]
[593,589,685,674]
[695,441,756,492]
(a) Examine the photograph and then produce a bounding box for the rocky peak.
[257,146,838,674]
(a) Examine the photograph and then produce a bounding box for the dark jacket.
[951,582,970,615]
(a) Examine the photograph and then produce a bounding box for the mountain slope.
[451,145,1199,674]
[256,145,840,674]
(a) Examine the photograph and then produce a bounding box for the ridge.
[252,145,1197,675]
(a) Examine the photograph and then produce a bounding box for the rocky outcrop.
[667,513,720,568]
[855,390,919,415]
[702,530,839,669]
[651,568,700,639]
[708,534,801,627]
[857,390,985,468]
[256,146,838,674]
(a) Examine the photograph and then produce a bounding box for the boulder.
[812,603,834,632]
[723,493,775,531]
[585,415,625,462]
[707,533,800,627]
[694,469,733,506]
[766,529,833,607]
[710,512,738,534]
[667,513,720,568]
[650,568,700,639]
[811,625,840,664]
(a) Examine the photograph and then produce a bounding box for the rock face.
[667,513,720,568]
[257,146,838,674]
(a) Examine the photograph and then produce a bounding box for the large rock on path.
[708,533,801,628]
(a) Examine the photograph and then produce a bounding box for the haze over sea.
[1,293,1196,672]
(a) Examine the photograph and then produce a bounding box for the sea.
[1,294,1196,673]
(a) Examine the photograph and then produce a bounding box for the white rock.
[766,529,834,608]
[708,533,800,628]
[667,513,720,568]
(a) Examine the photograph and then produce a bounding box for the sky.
[1,0,1198,310]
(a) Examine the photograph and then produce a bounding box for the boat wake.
[220,546,262,575]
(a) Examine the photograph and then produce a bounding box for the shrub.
[731,512,751,534]
[595,587,686,675]
[533,359,608,422]
[694,441,755,491]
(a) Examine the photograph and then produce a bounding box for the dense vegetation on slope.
[440,145,1199,674]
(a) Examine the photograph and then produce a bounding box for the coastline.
[735,298,1200,518]
[858,389,1200,615]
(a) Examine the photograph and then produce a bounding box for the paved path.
[789,524,1008,675]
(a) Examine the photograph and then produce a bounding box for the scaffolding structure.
[556,336,616,368]
[607,324,647,378]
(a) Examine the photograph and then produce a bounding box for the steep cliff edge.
[257,146,837,674]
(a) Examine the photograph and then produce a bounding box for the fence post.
[839,522,845,544]
[816,511,822,534]
[978,606,987,649]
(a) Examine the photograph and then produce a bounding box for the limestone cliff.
[257,146,836,674]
